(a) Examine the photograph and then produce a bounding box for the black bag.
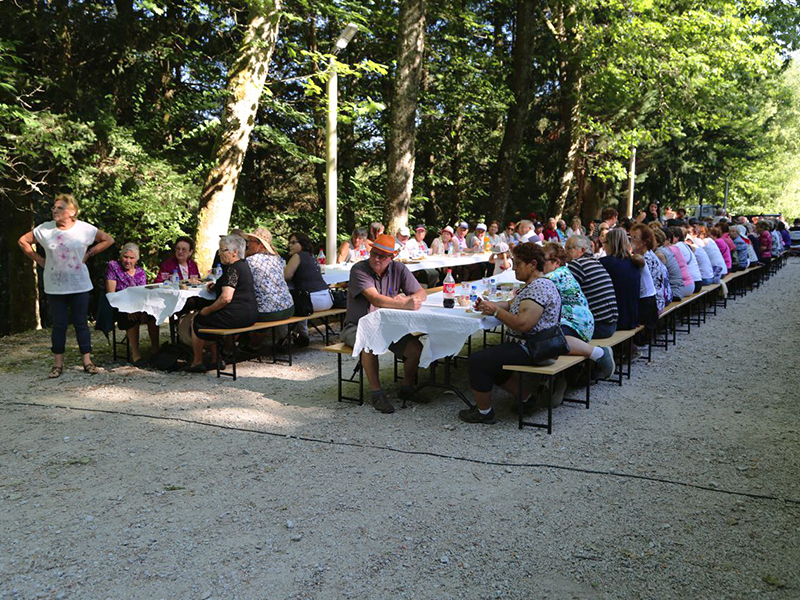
[331,289,347,309]
[150,342,193,372]
[525,325,570,364]
[291,289,314,317]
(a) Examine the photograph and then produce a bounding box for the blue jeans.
[49,292,92,355]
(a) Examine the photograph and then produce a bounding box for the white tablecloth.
[107,285,215,324]
[353,303,502,368]
[323,253,496,285]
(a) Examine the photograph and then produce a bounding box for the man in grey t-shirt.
[340,234,428,414]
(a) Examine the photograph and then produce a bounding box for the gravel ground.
[1,262,799,599]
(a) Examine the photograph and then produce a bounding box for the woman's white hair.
[220,234,246,259]
[120,242,140,260]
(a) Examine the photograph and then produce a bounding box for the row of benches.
[322,260,781,433]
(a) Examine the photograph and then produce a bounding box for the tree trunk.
[385,0,427,235]
[195,1,282,272]
[487,0,536,223]
[5,197,41,333]
[549,61,582,219]
[546,2,583,220]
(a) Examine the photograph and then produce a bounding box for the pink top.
[721,233,736,253]
[759,230,772,258]
[667,245,693,287]
[714,238,732,269]
[156,256,200,282]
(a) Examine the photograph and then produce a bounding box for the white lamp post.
[325,23,359,264]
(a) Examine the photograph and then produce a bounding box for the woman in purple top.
[106,243,160,366]
[156,236,201,282]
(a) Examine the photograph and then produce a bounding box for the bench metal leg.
[336,353,364,404]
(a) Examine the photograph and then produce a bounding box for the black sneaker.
[371,390,395,414]
[458,405,497,424]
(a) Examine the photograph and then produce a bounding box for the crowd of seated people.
[22,186,788,389]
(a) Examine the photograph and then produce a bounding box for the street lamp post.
[325,23,358,265]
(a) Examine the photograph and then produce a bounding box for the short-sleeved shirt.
[567,255,618,325]
[213,260,257,322]
[545,266,594,341]
[247,253,293,314]
[645,250,671,312]
[344,260,422,326]
[106,260,147,292]
[508,277,562,340]
[677,242,702,282]
[33,220,98,295]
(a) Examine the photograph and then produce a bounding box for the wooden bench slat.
[198,308,346,336]
[502,355,586,376]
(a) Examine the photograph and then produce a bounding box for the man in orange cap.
[340,233,428,413]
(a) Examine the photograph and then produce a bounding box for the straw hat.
[243,227,277,255]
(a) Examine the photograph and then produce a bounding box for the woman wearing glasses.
[284,232,333,346]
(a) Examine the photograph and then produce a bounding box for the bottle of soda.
[443,269,455,308]
[317,249,326,274]
[484,235,492,252]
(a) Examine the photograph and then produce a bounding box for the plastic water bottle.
[213,263,223,281]
[443,269,455,308]
[470,285,478,305]
[489,278,497,296]
[170,269,180,288]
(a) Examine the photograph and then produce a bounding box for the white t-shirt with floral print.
[33,220,97,295]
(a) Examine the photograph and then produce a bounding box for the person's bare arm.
[476,298,542,331]
[336,241,350,264]
[18,232,45,268]
[284,253,300,281]
[106,279,117,293]
[85,229,114,262]
[200,286,234,316]
[361,286,424,311]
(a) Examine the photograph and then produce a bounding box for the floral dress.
[545,266,594,341]
[644,250,671,312]
[246,253,293,315]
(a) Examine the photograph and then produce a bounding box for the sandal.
[83,363,100,375]
[49,366,63,379]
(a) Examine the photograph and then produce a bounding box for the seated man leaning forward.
[340,234,428,414]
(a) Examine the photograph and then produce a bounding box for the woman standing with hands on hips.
[18,194,114,378]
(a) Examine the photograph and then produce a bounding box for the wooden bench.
[198,308,346,380]
[321,342,364,405]
[592,326,644,385]
[503,355,590,434]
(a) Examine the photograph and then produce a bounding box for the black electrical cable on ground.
[6,400,800,506]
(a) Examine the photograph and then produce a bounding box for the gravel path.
[1,262,799,599]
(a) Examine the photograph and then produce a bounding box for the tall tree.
[195,0,282,271]
[487,0,536,223]
[385,0,427,234]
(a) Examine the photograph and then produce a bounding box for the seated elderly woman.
[564,235,618,338]
[241,227,294,352]
[459,243,612,424]
[105,243,160,366]
[186,235,256,372]
[156,236,200,282]
[459,244,559,424]
[542,242,615,379]
[337,227,368,264]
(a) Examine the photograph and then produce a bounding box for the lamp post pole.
[325,55,338,264]
[325,23,358,265]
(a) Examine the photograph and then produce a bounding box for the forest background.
[1,0,799,335]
